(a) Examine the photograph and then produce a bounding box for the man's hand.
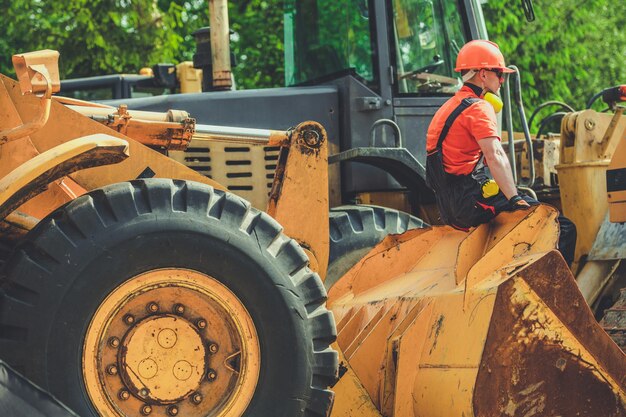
[508,195,531,211]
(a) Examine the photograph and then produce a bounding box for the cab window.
[284,0,375,86]
[392,0,468,94]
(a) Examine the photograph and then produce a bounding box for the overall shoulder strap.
[436,97,481,151]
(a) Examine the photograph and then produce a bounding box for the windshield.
[284,0,375,86]
[392,0,468,94]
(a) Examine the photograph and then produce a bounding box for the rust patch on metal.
[474,252,626,416]
[267,145,289,207]
[519,252,626,384]
[295,123,325,157]
[0,219,28,243]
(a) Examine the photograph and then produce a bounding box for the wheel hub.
[121,315,206,403]
[83,269,260,417]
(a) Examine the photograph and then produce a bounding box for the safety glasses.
[486,68,504,82]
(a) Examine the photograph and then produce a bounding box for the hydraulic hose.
[586,90,606,109]
[509,65,535,188]
[501,72,517,182]
[535,111,567,140]
[586,85,626,109]
[528,101,575,132]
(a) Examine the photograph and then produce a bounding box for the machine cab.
[283,0,489,207]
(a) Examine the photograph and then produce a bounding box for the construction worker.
[425,40,576,266]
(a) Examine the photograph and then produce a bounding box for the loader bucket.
[328,205,626,417]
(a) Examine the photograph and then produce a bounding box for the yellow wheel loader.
[0,45,625,417]
[0,51,337,417]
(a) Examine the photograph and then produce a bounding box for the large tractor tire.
[0,179,337,417]
[326,205,425,289]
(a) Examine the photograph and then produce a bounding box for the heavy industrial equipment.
[1,46,626,417]
[0,50,337,417]
[92,0,625,333]
[0,0,625,416]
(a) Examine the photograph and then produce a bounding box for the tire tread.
[326,204,426,289]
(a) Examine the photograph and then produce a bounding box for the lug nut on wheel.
[147,302,159,313]
[118,390,130,400]
[174,303,185,314]
[207,369,217,381]
[106,365,118,375]
[209,343,219,354]
[141,405,152,415]
[191,392,203,404]
[197,319,207,329]
[123,314,135,325]
[108,337,120,348]
[167,405,179,416]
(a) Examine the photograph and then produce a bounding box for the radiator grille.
[170,140,280,209]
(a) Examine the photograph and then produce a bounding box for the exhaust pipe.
[208,0,232,91]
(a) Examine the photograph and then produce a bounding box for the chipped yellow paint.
[502,381,546,416]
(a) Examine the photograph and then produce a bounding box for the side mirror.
[11,50,60,96]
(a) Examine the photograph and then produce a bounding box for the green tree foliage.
[0,0,623,108]
[0,0,188,78]
[0,0,283,89]
[483,0,626,118]
[229,1,284,89]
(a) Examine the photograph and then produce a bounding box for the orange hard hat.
[454,40,515,73]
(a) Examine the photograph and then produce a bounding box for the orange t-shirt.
[426,85,500,175]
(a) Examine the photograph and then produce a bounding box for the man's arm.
[478,136,519,199]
